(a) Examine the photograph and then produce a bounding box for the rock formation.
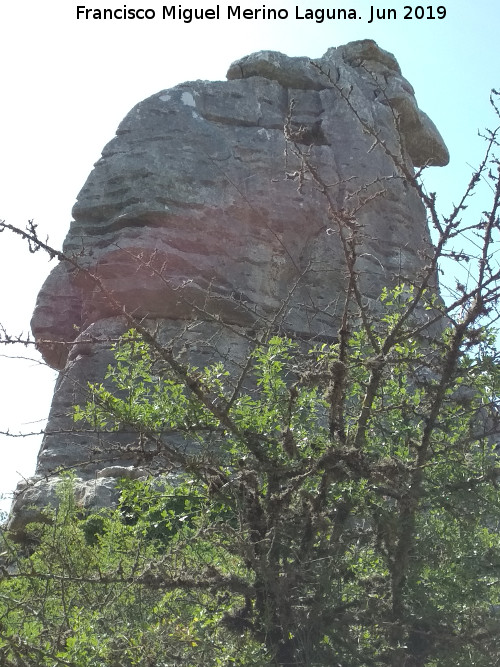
[8,39,449,535]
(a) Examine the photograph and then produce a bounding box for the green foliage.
[73,331,222,435]
[0,474,266,666]
[1,80,499,667]
[3,281,500,665]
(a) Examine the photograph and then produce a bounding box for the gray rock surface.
[10,40,449,537]
[7,476,123,537]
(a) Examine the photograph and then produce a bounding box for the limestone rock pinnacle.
[9,40,449,537]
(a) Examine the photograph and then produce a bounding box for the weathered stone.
[14,40,449,530]
[7,476,122,540]
[34,317,254,478]
[31,40,448,372]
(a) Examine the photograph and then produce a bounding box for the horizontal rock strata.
[9,39,449,537]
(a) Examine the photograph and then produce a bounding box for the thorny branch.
[1,80,500,667]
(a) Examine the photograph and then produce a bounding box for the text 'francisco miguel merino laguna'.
[76,5,446,22]
[76,5,358,21]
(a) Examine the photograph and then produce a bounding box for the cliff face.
[9,40,448,535]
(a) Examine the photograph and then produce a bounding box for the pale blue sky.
[0,0,499,505]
